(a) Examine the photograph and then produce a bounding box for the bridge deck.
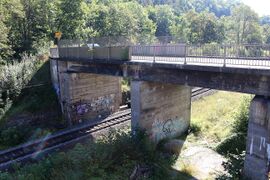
[131,56,270,70]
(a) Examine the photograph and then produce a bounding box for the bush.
[216,96,252,179]
[188,123,201,136]
[0,54,40,119]
[0,130,178,179]
[232,96,251,135]
[0,126,30,147]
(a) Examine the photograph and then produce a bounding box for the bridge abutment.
[244,96,270,179]
[131,81,191,143]
[51,60,122,125]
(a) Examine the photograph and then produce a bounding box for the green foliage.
[232,96,251,135]
[0,126,30,147]
[225,4,263,44]
[217,152,245,180]
[147,5,175,37]
[85,1,156,43]
[0,55,39,118]
[216,96,252,179]
[215,96,251,156]
[0,130,179,179]
[188,123,201,136]
[182,11,225,44]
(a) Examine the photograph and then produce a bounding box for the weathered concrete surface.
[64,59,270,97]
[131,81,191,143]
[50,60,122,125]
[244,96,270,180]
[62,73,122,125]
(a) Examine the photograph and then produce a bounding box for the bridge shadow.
[0,60,64,148]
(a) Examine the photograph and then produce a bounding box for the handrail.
[50,42,270,67]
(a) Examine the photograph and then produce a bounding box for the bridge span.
[50,41,270,179]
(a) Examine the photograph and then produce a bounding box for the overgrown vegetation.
[0,129,192,180]
[216,96,251,179]
[188,92,252,179]
[0,54,40,120]
[190,92,251,145]
[0,57,62,149]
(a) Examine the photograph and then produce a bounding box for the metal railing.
[131,44,270,67]
[49,37,270,67]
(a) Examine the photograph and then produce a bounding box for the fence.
[131,44,270,67]
[50,37,270,67]
[56,38,131,61]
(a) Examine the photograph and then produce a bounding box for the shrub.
[216,96,252,179]
[232,96,252,135]
[188,123,201,136]
[0,130,178,179]
[0,126,30,147]
[0,54,40,120]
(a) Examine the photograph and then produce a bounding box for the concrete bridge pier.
[244,96,270,179]
[131,81,191,143]
[51,60,122,125]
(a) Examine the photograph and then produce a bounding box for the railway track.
[0,109,131,171]
[0,88,213,171]
[191,88,214,100]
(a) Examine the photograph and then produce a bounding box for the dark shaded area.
[0,61,64,149]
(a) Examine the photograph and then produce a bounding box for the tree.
[180,10,225,44]
[147,5,175,37]
[226,4,263,44]
[85,1,156,43]
[262,24,270,44]
[0,0,24,60]
[57,0,85,39]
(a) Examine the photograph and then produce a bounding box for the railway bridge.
[50,39,270,179]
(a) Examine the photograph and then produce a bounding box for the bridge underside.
[65,59,270,97]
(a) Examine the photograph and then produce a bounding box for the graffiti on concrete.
[162,119,176,136]
[69,94,116,123]
[151,117,186,142]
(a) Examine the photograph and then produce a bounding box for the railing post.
[153,46,156,63]
[77,40,80,60]
[91,38,94,60]
[108,46,111,60]
[128,46,132,61]
[223,45,226,67]
[184,44,187,65]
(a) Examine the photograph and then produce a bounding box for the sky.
[242,0,270,16]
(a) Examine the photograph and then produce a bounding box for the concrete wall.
[131,81,191,143]
[244,96,270,179]
[50,59,122,125]
[244,96,270,180]
[62,73,122,125]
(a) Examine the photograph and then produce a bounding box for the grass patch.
[190,91,251,146]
